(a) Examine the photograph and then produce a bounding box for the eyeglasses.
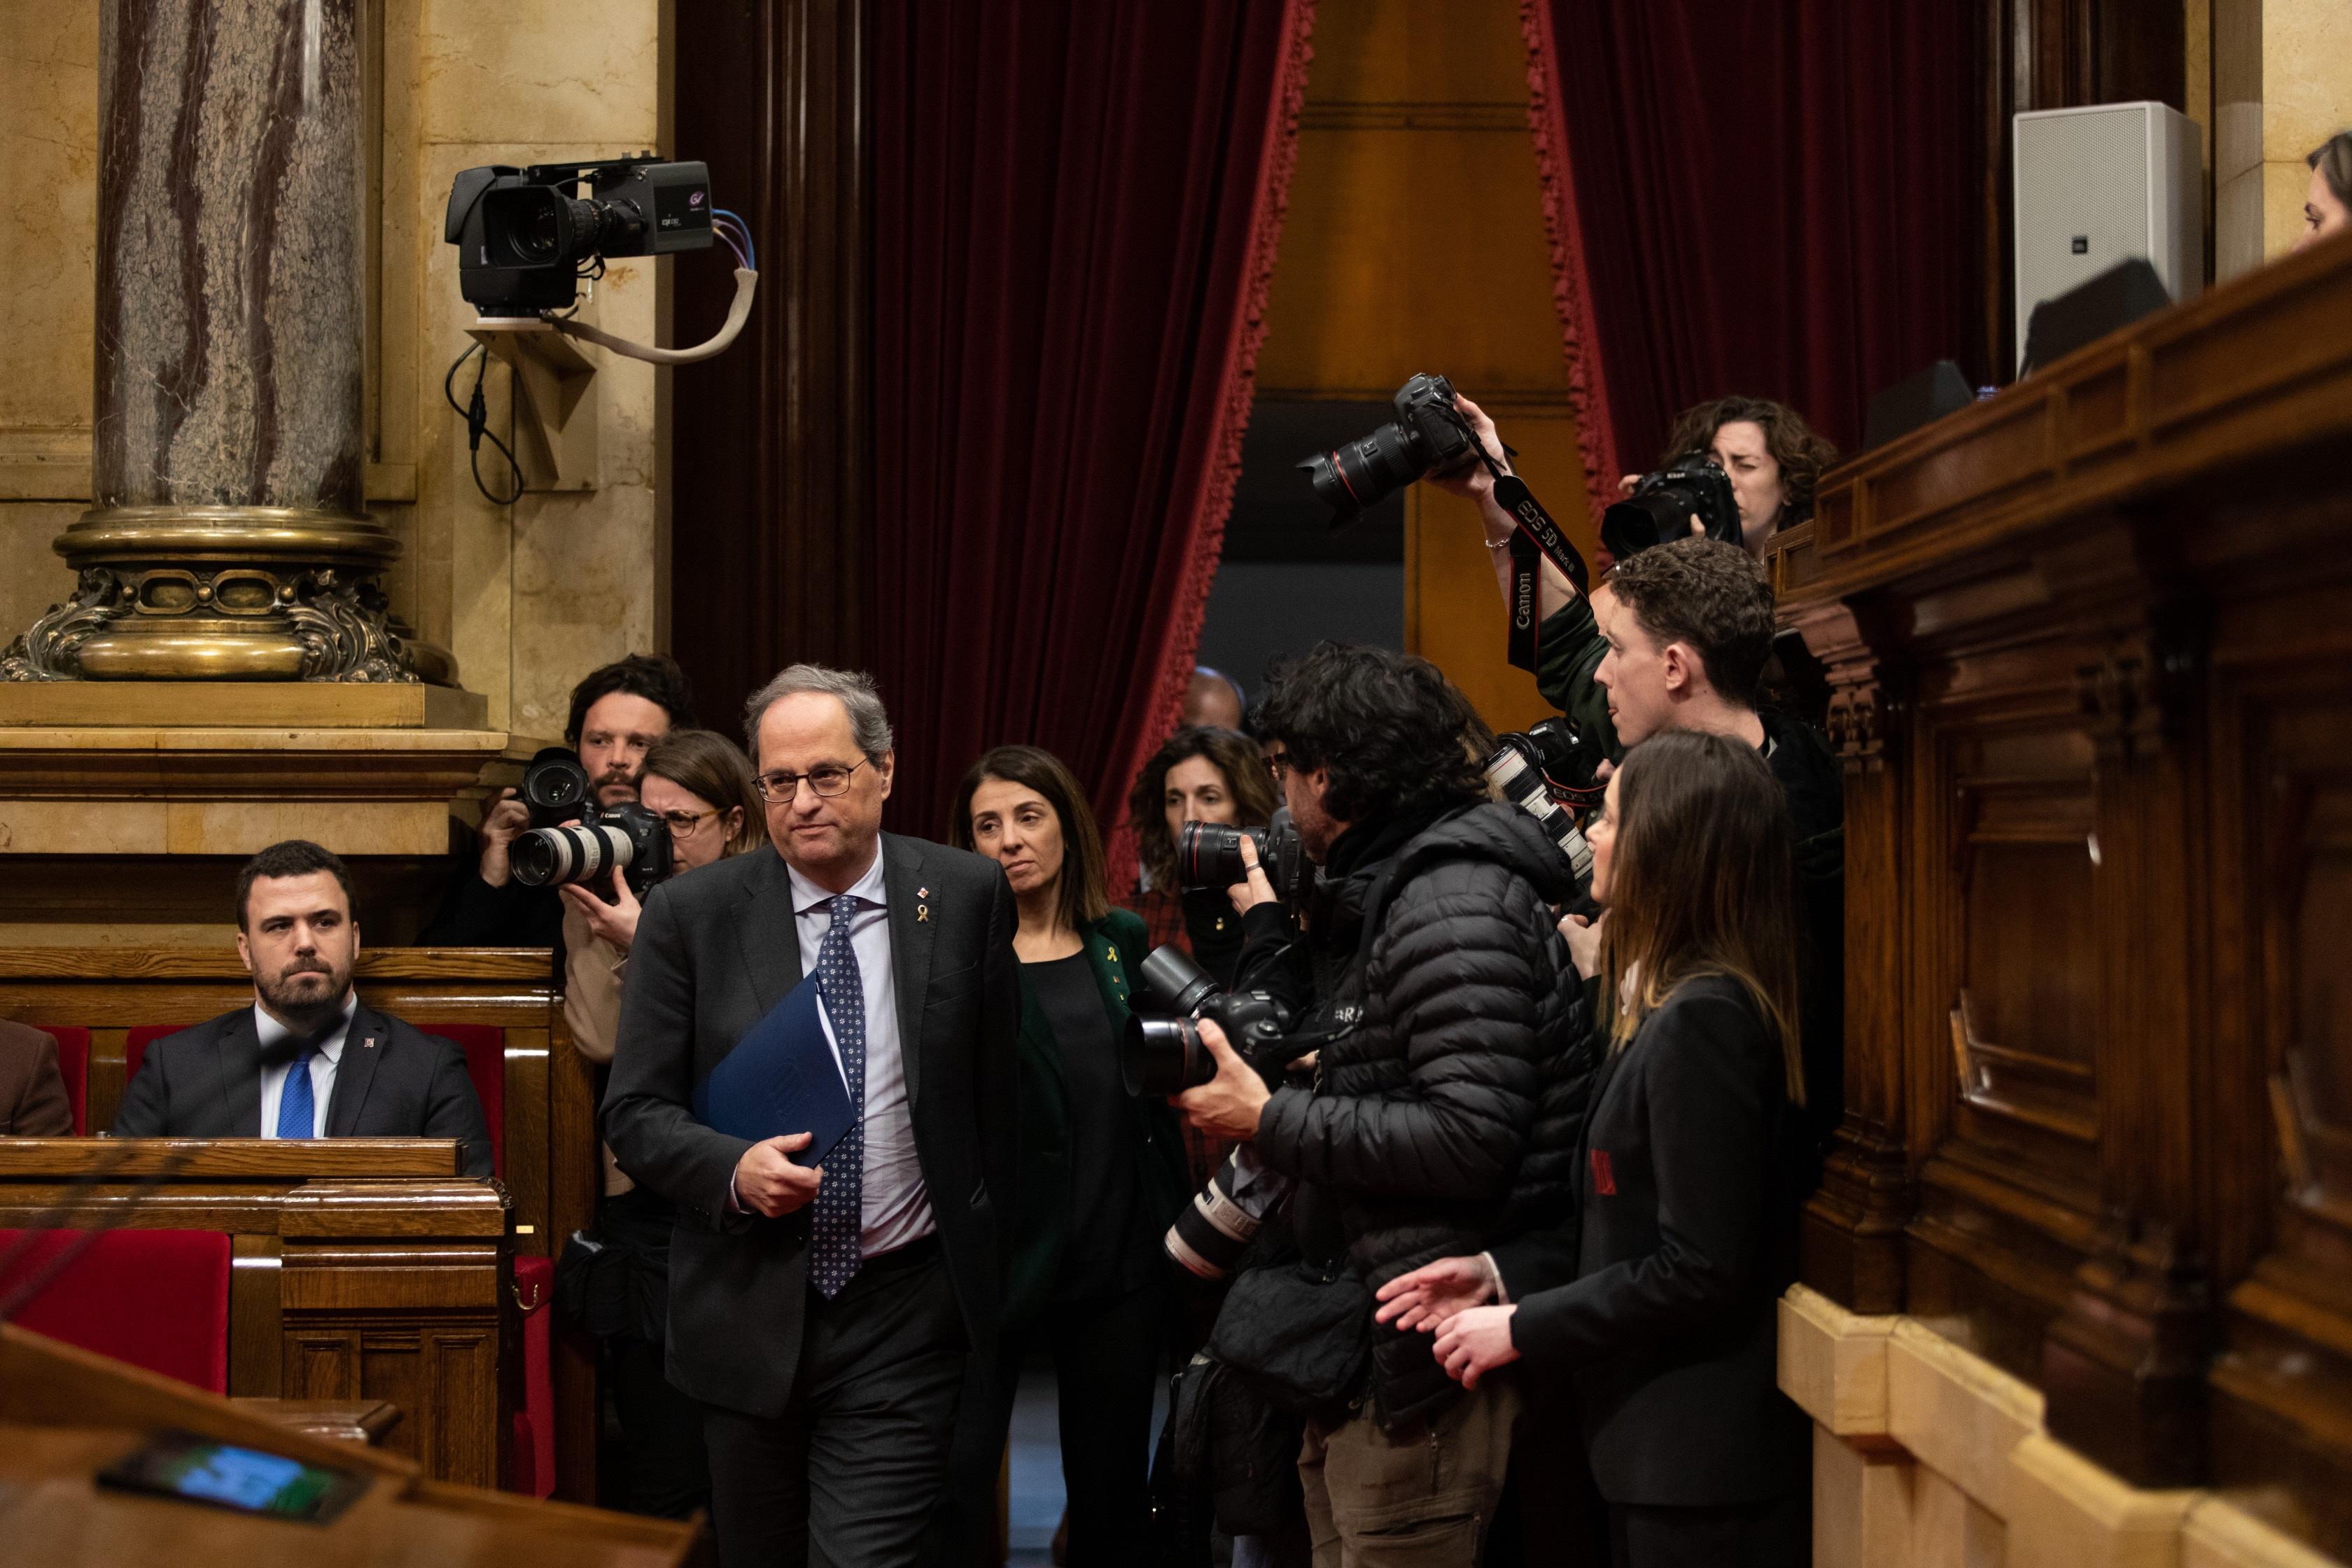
[1264,753,1293,783]
[754,758,869,802]
[659,806,721,839]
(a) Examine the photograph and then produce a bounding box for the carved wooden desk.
[1774,228,2352,1553]
[0,1139,510,1488]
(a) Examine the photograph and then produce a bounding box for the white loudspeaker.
[2012,102,2204,374]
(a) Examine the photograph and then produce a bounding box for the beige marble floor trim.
[1779,1286,2339,1568]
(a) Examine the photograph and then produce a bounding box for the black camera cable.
[443,341,528,506]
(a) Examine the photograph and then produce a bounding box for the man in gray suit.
[113,840,492,1176]
[603,664,1019,1568]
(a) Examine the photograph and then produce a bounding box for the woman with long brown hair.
[1382,729,1812,1567]
[1124,724,1280,981]
[942,744,1190,1564]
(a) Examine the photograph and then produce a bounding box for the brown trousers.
[1298,1380,1522,1567]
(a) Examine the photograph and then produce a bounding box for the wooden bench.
[0,948,601,1502]
[0,1140,504,1484]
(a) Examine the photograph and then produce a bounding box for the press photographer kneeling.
[1167,642,1589,1560]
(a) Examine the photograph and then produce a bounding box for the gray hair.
[743,664,895,764]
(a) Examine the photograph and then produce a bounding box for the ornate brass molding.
[4,505,429,684]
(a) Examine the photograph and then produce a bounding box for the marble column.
[4,0,435,682]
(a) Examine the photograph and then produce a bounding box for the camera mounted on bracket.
[447,157,715,317]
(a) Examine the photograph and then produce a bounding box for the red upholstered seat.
[0,1228,231,1392]
[36,1026,90,1135]
[122,1023,174,1089]
[122,1019,507,1179]
[418,1024,507,1178]
[510,1252,556,1497]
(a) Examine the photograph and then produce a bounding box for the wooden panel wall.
[1254,0,1588,736]
[1778,230,2352,1555]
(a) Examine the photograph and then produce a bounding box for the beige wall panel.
[0,2,97,438]
[416,0,662,146]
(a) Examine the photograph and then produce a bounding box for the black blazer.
[1504,974,1809,1508]
[110,1002,494,1177]
[600,833,1021,1420]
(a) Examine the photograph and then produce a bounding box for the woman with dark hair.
[1126,724,1281,980]
[1382,729,1812,1567]
[1644,395,1839,555]
[2297,130,2351,251]
[561,727,765,1520]
[943,744,1190,1564]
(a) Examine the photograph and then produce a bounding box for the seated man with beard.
[114,839,493,1177]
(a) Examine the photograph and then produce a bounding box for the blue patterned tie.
[276,1044,317,1140]
[808,892,867,1298]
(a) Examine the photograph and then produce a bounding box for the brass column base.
[2,505,450,685]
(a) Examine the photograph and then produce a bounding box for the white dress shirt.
[255,991,358,1140]
[787,840,934,1256]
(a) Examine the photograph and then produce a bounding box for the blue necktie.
[808,893,867,1298]
[276,1044,317,1140]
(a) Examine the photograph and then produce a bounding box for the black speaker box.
[2019,257,2171,375]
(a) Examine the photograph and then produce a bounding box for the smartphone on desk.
[96,1430,368,1525]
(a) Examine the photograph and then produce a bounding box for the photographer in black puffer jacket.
[1178,641,1591,1565]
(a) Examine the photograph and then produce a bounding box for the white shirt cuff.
[1480,1250,1509,1306]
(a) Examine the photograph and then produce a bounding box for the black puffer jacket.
[1254,802,1592,1428]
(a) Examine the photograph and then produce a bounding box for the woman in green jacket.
[942,743,1190,1564]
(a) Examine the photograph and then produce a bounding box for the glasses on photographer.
[659,806,720,839]
[1264,752,1293,783]
[754,758,869,802]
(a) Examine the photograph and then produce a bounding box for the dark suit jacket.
[601,832,1021,1420]
[110,1002,494,1177]
[0,1019,74,1137]
[1504,974,1809,1508]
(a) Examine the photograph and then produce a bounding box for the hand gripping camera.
[1601,458,1744,560]
[1121,947,1296,1099]
[1483,718,1602,893]
[1124,946,1303,1282]
[1174,808,1306,902]
[505,747,673,900]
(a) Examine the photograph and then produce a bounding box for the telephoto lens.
[1175,808,1303,900]
[1166,1147,1294,1282]
[1138,945,1221,1018]
[511,820,639,889]
[1484,734,1595,888]
[1298,372,1474,524]
[509,803,671,896]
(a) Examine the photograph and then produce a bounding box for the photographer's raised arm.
[1429,393,1583,621]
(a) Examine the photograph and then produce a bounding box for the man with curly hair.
[1176,641,1590,1564]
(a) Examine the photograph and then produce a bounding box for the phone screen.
[97,1432,364,1524]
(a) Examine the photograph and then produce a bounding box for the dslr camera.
[505,746,673,899]
[1124,946,1306,1282]
[1176,808,1305,902]
[1300,372,1478,524]
[446,157,713,316]
[1484,718,1602,892]
[1121,947,1296,1098]
[1601,458,1743,560]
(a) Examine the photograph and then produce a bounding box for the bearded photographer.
[419,653,698,953]
[1173,641,1588,1565]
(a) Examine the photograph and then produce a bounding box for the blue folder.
[692,971,857,1169]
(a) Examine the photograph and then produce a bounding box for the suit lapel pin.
[1105,944,1119,962]
[363,1035,376,1049]
[917,905,930,923]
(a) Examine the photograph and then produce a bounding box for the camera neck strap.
[1495,474,1589,674]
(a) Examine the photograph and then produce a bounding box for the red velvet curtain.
[868,0,1315,851]
[1521,0,1983,509]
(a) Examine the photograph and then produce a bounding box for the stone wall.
[0,0,670,739]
